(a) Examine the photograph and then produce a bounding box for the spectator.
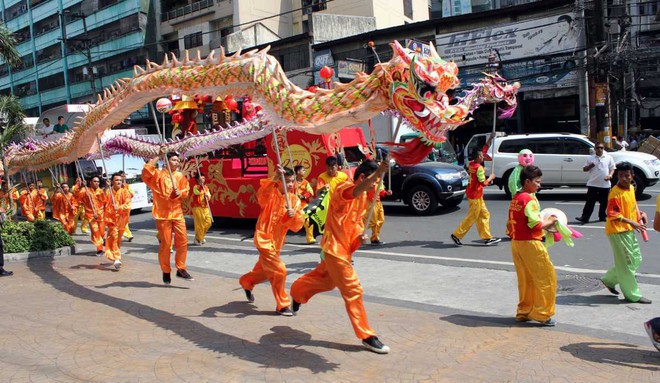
[53,116,70,133]
[37,118,53,137]
[576,142,615,224]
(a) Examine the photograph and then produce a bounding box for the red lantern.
[319,66,334,80]
[307,85,318,93]
[172,112,184,124]
[224,96,238,112]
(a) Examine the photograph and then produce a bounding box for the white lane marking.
[554,202,657,207]
[140,229,660,279]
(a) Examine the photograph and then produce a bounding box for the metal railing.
[161,0,215,22]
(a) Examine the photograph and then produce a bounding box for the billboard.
[435,12,583,67]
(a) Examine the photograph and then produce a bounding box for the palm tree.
[0,22,21,67]
[0,95,29,146]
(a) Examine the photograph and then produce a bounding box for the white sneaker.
[194,239,201,246]
[201,239,206,244]
[114,260,122,270]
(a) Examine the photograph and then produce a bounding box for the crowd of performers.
[2,139,659,354]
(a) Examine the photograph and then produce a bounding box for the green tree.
[0,22,21,67]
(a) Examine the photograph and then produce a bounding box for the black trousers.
[0,235,4,268]
[580,186,610,221]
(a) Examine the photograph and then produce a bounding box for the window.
[562,138,591,155]
[184,32,203,49]
[498,139,528,153]
[403,0,413,18]
[531,139,562,154]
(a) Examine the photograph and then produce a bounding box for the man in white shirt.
[37,118,53,138]
[576,142,616,223]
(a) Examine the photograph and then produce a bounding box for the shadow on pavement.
[440,314,518,328]
[70,263,118,272]
[286,261,322,274]
[27,258,340,373]
[95,281,189,289]
[557,294,627,307]
[199,301,277,318]
[560,342,660,371]
[360,239,457,250]
[260,326,362,355]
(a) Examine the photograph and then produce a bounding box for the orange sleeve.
[282,194,305,232]
[141,163,159,190]
[177,174,190,200]
[257,179,278,206]
[607,196,623,220]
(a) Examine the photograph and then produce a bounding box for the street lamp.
[62,10,97,100]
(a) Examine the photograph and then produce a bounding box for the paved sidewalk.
[1,253,658,382]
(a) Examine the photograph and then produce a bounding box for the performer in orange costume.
[0,180,18,219]
[32,180,48,220]
[191,174,212,245]
[71,177,90,233]
[240,166,304,315]
[290,159,391,354]
[77,176,107,256]
[104,173,133,269]
[118,171,135,242]
[142,149,192,284]
[51,183,76,234]
[294,165,316,244]
[18,182,36,222]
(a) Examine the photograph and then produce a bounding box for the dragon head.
[387,41,467,144]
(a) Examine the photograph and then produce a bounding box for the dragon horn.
[162,54,169,66]
[231,48,242,59]
[205,50,216,64]
[185,49,191,63]
[390,40,411,64]
[133,65,146,76]
[171,52,180,66]
[428,42,439,58]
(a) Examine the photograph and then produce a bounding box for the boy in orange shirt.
[192,174,212,245]
[18,182,36,222]
[508,165,559,326]
[142,149,192,284]
[71,177,89,233]
[290,159,391,354]
[33,180,48,220]
[51,183,76,234]
[294,165,316,244]
[240,166,305,315]
[104,173,133,269]
[451,133,500,246]
[77,177,107,256]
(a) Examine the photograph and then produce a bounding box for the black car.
[378,146,468,215]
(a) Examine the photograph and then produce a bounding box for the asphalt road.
[125,181,660,286]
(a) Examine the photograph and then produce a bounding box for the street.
[2,182,660,382]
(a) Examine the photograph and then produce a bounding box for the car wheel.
[440,197,463,208]
[406,185,438,215]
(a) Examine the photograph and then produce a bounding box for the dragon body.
[5,41,519,174]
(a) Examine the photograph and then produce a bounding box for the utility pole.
[65,11,96,100]
[576,0,590,136]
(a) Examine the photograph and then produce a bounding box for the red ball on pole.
[319,66,334,80]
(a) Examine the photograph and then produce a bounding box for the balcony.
[19,68,134,110]
[161,0,215,22]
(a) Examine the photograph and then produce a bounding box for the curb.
[4,245,77,263]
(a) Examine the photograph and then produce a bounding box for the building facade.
[0,0,157,117]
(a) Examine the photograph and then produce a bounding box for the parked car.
[464,133,660,198]
[399,133,458,164]
[378,146,468,215]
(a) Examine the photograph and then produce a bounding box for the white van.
[465,133,660,197]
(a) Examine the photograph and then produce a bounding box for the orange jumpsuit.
[32,188,48,220]
[141,163,190,273]
[18,190,36,222]
[121,184,134,239]
[291,181,378,340]
[51,190,76,234]
[71,184,89,233]
[104,187,133,261]
[297,178,316,243]
[240,179,304,310]
[0,189,16,219]
[77,187,106,252]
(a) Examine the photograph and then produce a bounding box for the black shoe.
[245,289,255,303]
[361,336,390,354]
[604,285,619,295]
[484,238,501,245]
[127,236,134,242]
[176,269,194,281]
[575,217,588,224]
[450,234,463,246]
[599,217,607,222]
[292,300,301,314]
[96,250,104,257]
[277,307,294,316]
[0,268,13,277]
[371,240,384,245]
[632,297,652,304]
[163,272,171,285]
